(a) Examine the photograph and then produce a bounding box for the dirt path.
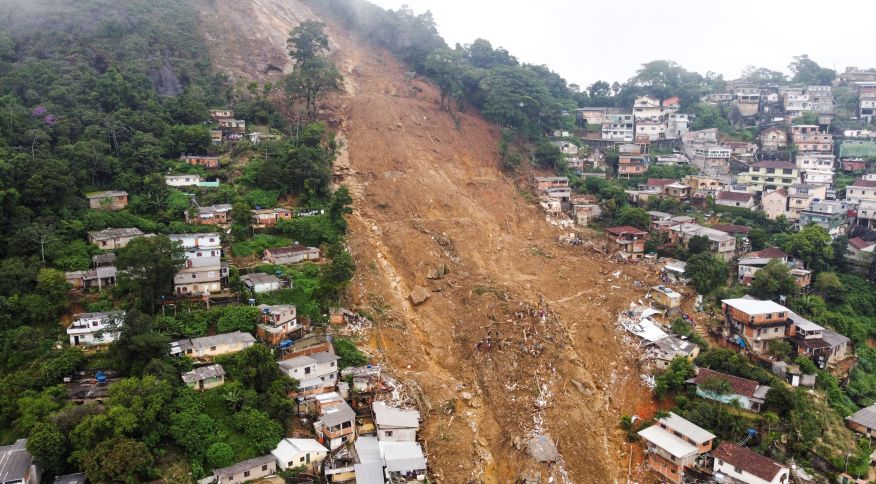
[195,1,658,481]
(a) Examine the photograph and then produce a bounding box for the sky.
[367,0,876,88]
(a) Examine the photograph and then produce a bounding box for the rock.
[409,286,431,305]
[460,391,473,401]
[476,437,487,447]
[426,261,448,280]
[527,434,559,463]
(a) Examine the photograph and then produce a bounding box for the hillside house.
[316,400,356,450]
[650,285,681,312]
[170,233,226,296]
[637,412,715,483]
[533,176,569,192]
[683,174,726,192]
[574,204,602,227]
[251,208,292,227]
[791,125,833,153]
[737,161,798,194]
[272,438,328,471]
[712,442,789,484]
[208,455,276,484]
[785,184,826,222]
[210,109,234,120]
[656,153,689,166]
[605,226,648,261]
[181,155,221,169]
[601,113,635,142]
[666,113,690,139]
[241,273,282,293]
[373,402,420,442]
[65,265,117,291]
[278,351,339,397]
[648,212,694,234]
[86,190,128,211]
[648,335,700,370]
[710,223,751,252]
[575,107,607,125]
[248,131,281,144]
[759,126,788,154]
[715,191,755,209]
[761,189,788,220]
[186,204,232,225]
[549,140,579,156]
[737,248,808,287]
[0,439,39,484]
[67,311,124,346]
[182,364,225,391]
[169,331,256,359]
[690,368,770,412]
[669,223,736,261]
[165,174,202,187]
[790,325,852,371]
[848,405,876,440]
[799,200,848,236]
[845,175,876,205]
[847,237,876,269]
[355,436,427,483]
[663,183,691,200]
[264,245,320,265]
[722,297,791,354]
[617,154,649,178]
[87,227,149,250]
[689,145,731,176]
[842,159,868,173]
[257,304,301,345]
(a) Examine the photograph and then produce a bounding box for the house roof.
[716,191,753,203]
[174,331,255,352]
[251,208,291,215]
[53,473,87,484]
[788,312,822,332]
[353,463,385,484]
[272,438,328,461]
[693,368,762,398]
[373,402,420,429]
[268,244,318,255]
[213,454,274,479]
[646,178,676,187]
[662,96,680,106]
[241,273,281,286]
[355,436,382,464]
[637,425,698,459]
[710,224,750,235]
[181,364,225,384]
[93,253,116,265]
[849,237,876,250]
[745,247,788,260]
[86,190,127,199]
[849,404,876,430]
[822,330,850,347]
[712,442,786,482]
[606,226,647,236]
[660,412,716,444]
[199,204,232,214]
[849,177,876,188]
[88,227,145,240]
[534,176,569,182]
[647,210,671,219]
[753,160,796,170]
[0,439,33,483]
[320,401,355,427]
[380,441,427,473]
[722,297,789,316]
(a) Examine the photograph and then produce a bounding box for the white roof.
[272,438,327,462]
[638,425,698,458]
[660,412,716,444]
[626,318,669,343]
[380,441,427,472]
[373,402,420,428]
[789,312,823,332]
[355,436,381,464]
[722,298,789,316]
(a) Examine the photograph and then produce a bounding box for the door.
[74,335,80,346]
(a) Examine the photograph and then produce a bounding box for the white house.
[169,331,255,359]
[272,438,328,471]
[277,352,339,396]
[355,436,427,482]
[241,273,281,293]
[712,442,789,484]
[373,402,420,442]
[169,233,226,295]
[165,174,202,187]
[67,311,124,346]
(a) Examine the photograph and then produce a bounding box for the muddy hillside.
[194,0,658,481]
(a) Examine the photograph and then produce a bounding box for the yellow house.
[737,161,799,194]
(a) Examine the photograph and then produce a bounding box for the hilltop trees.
[285,21,343,118]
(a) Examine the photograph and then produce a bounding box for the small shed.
[650,285,682,312]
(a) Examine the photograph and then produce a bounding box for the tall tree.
[115,236,185,313]
[784,224,833,273]
[750,259,796,301]
[286,20,330,64]
[686,253,728,294]
[788,55,836,85]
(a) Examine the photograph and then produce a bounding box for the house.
[710,223,751,252]
[264,245,320,265]
[647,336,700,370]
[683,174,726,193]
[165,174,202,187]
[688,145,731,176]
[67,311,124,346]
[649,212,694,234]
[186,204,232,225]
[181,155,221,169]
[761,189,788,220]
[181,364,225,391]
[575,107,607,125]
[844,175,876,206]
[601,113,635,142]
[650,285,681,312]
[737,161,798,194]
[722,297,791,355]
[841,159,868,173]
[759,126,788,154]
[656,153,689,166]
[605,226,648,261]
[848,404,876,439]
[272,438,328,471]
[316,400,356,450]
[799,200,848,237]
[355,437,427,483]
[712,442,789,484]
[251,208,292,227]
[662,183,691,200]
[210,130,223,144]
[169,331,256,359]
[634,95,662,119]
[549,140,578,156]
[847,237,876,270]
[785,183,826,222]
[86,190,128,211]
[669,223,736,261]
[790,327,852,371]
[0,439,39,484]
[87,227,149,250]
[574,204,602,227]
[637,412,715,483]
[209,455,276,484]
[373,402,420,442]
[856,200,876,229]
[257,304,302,344]
[737,248,806,287]
[533,176,569,192]
[690,368,770,412]
[278,351,339,396]
[65,265,117,291]
[169,233,226,296]
[791,125,833,153]
[53,473,86,484]
[715,191,755,209]
[247,132,280,144]
[796,153,834,182]
[210,109,234,120]
[241,273,282,293]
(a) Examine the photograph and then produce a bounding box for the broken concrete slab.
[409,285,431,305]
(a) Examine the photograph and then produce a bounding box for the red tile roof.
[646,178,676,187]
[849,237,876,250]
[745,247,788,259]
[753,160,797,170]
[693,368,759,398]
[712,442,785,482]
[662,96,680,106]
[710,224,750,235]
[605,226,647,236]
[716,191,753,203]
[851,177,876,188]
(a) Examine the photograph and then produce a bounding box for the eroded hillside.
[194,1,657,481]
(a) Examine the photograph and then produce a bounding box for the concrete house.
[181,155,221,169]
[761,189,788,220]
[373,402,420,442]
[722,297,791,354]
[759,126,788,154]
[263,245,320,265]
[845,175,876,205]
[170,233,226,295]
[0,439,39,484]
[316,400,356,450]
[785,183,826,222]
[712,442,789,484]
[737,161,798,194]
[208,455,276,484]
[737,248,808,287]
[241,273,282,293]
[574,204,602,227]
[791,125,833,153]
[601,113,635,142]
[847,237,876,270]
[533,176,569,192]
[251,208,292,227]
[715,191,755,209]
[637,412,715,483]
[278,351,339,397]
[799,200,848,237]
[575,107,607,125]
[617,154,649,177]
[165,174,202,187]
[690,368,770,413]
[170,331,256,359]
[788,317,852,371]
[187,204,232,225]
[87,227,149,250]
[272,438,328,471]
[65,265,117,291]
[210,109,234,120]
[67,311,124,346]
[847,404,876,439]
[605,226,648,261]
[669,223,736,261]
[86,190,128,211]
[689,145,731,176]
[355,436,428,483]
[181,364,226,391]
[256,304,301,345]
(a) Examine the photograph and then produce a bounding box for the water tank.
[95,371,108,384]
[278,340,292,349]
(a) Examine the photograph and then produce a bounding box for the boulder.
[409,286,431,305]
[526,434,559,462]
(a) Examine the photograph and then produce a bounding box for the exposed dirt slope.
[194,1,656,481]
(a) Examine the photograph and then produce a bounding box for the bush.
[334,338,367,370]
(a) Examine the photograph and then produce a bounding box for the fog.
[368,0,876,87]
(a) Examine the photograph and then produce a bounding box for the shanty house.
[88,227,149,250]
[847,404,876,439]
[209,455,276,484]
[373,402,420,442]
[257,304,301,344]
[181,155,221,169]
[251,208,292,227]
[187,204,232,225]
[712,442,789,484]
[181,364,226,391]
[170,331,256,359]
[241,273,282,293]
[86,190,128,211]
[264,245,320,265]
[605,226,648,261]
[637,412,715,483]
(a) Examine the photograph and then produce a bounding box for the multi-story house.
[186,204,232,225]
[666,113,690,139]
[784,93,812,118]
[605,226,647,261]
[761,189,788,220]
[737,247,810,288]
[759,126,788,154]
[845,174,876,205]
[169,233,226,295]
[689,145,731,176]
[856,200,876,229]
[683,175,726,192]
[86,191,128,211]
[637,412,715,483]
[257,304,302,345]
[796,153,835,187]
[210,109,235,120]
[712,442,790,484]
[633,95,662,119]
[278,351,340,397]
[737,161,798,194]
[67,311,125,346]
[800,200,848,237]
[601,113,635,142]
[722,297,794,354]
[533,177,569,192]
[316,401,356,450]
[669,223,736,261]
[859,93,876,123]
[575,107,607,126]
[617,154,649,177]
[791,125,833,153]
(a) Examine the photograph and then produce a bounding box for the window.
[735,466,743,473]
[262,465,268,471]
[386,430,393,437]
[244,471,250,478]
[210,346,217,351]
[300,456,305,462]
[305,367,311,374]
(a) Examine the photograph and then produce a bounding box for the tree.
[533,139,563,170]
[284,57,343,118]
[319,243,355,302]
[327,186,353,234]
[334,338,367,369]
[206,442,235,469]
[170,408,217,458]
[784,224,833,273]
[116,236,186,312]
[231,344,286,393]
[750,259,796,301]
[233,408,283,454]
[654,356,695,397]
[614,205,650,230]
[287,20,330,64]
[216,306,260,334]
[686,253,728,294]
[686,235,711,256]
[84,437,153,483]
[26,422,66,477]
[110,311,170,376]
[814,272,846,303]
[699,376,733,396]
[788,55,836,86]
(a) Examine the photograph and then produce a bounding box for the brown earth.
[194,1,659,481]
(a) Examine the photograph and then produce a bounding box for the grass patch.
[231,235,293,257]
[255,263,322,322]
[201,388,259,461]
